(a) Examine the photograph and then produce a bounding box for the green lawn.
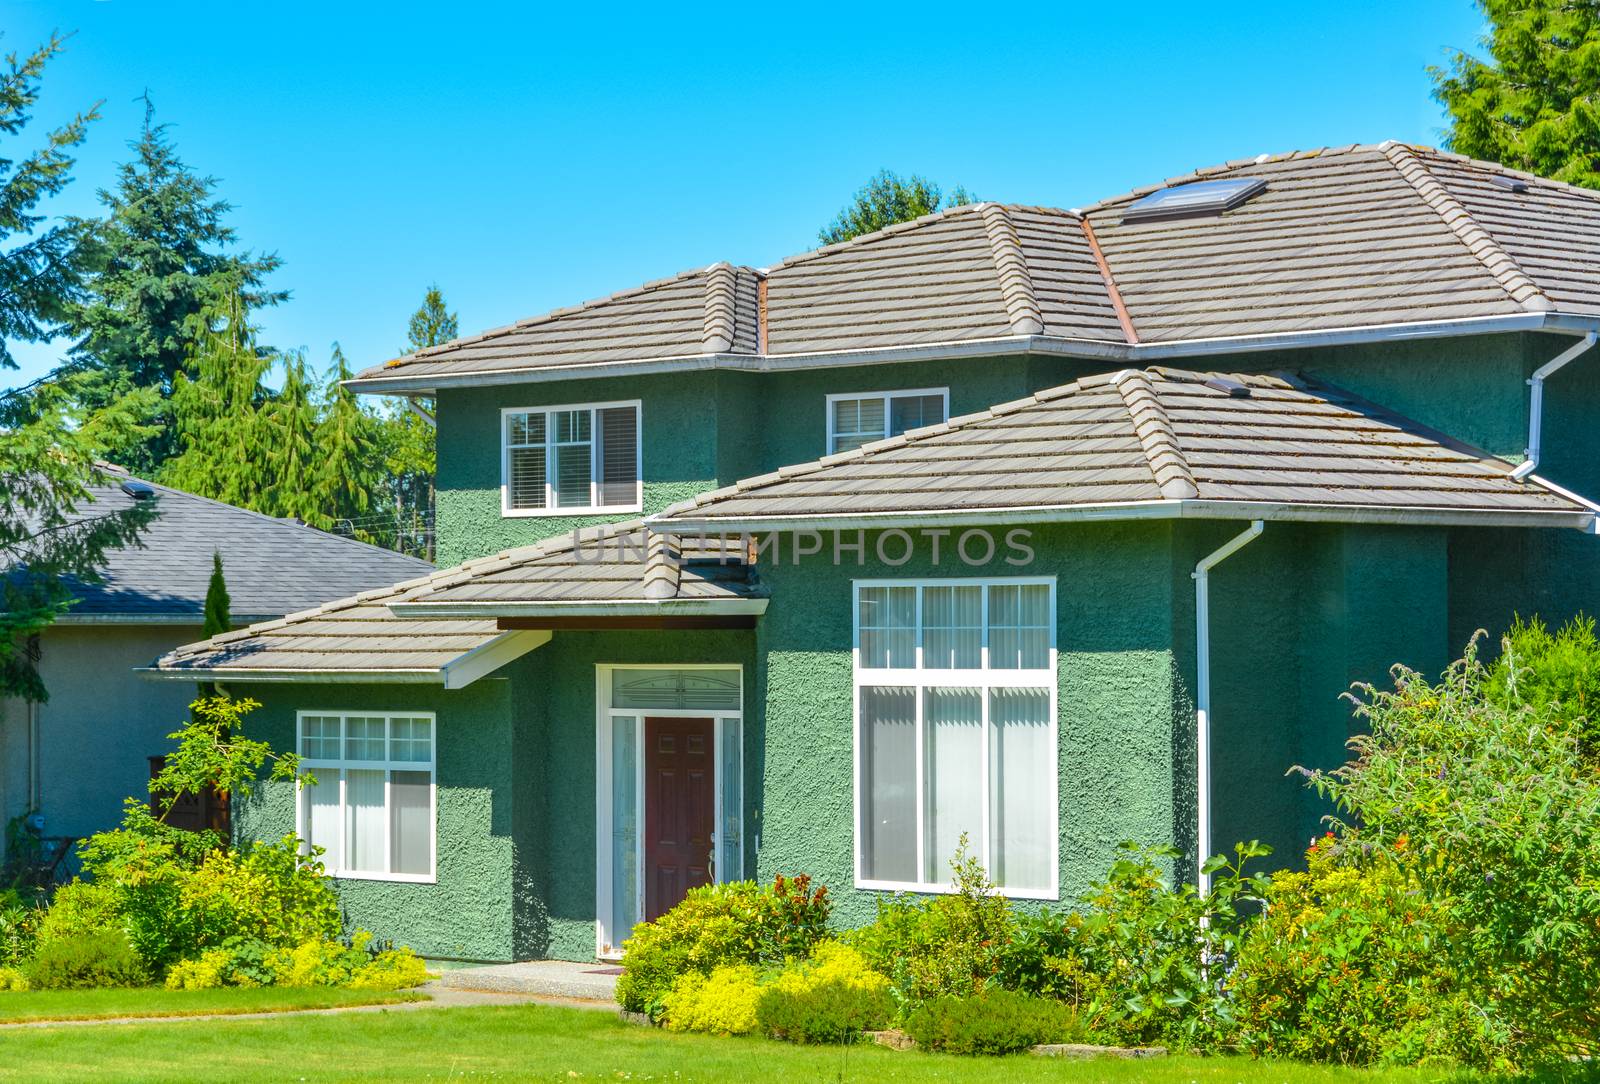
[1,1002,1596,1084]
[0,985,422,1024]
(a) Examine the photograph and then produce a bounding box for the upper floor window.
[826,388,949,454]
[853,579,1057,899]
[502,400,641,516]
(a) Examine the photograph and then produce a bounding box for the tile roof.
[350,143,1600,391]
[53,469,432,623]
[152,521,762,676]
[651,367,1596,528]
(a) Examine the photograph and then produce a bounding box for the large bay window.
[297,711,436,882]
[854,580,1057,897]
[503,400,641,514]
[826,388,948,454]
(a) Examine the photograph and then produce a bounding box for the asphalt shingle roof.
[651,368,1596,527]
[154,521,761,675]
[351,144,1600,391]
[57,469,432,622]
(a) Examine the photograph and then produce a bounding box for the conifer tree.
[202,551,230,638]
[313,344,380,536]
[1434,0,1600,188]
[263,350,319,523]
[65,99,283,470]
[374,285,455,558]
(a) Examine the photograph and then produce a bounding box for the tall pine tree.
[65,98,284,471]
[374,285,455,559]
[313,343,381,536]
[202,551,230,637]
[263,350,319,523]
[1433,1,1600,188]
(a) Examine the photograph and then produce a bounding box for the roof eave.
[653,499,1597,535]
[387,597,771,619]
[135,667,447,684]
[343,313,1600,397]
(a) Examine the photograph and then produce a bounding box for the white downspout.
[1511,331,1597,481]
[405,397,437,428]
[26,698,40,811]
[1193,520,1264,895]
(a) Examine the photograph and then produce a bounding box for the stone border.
[867,1030,1167,1058]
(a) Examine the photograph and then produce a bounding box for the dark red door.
[644,716,716,921]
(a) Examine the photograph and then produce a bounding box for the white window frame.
[500,399,643,517]
[593,663,745,960]
[295,710,438,884]
[824,387,950,454]
[851,577,1059,900]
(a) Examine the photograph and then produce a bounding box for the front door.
[644,716,715,921]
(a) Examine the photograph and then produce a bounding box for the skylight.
[1122,177,1268,224]
[1489,174,1530,193]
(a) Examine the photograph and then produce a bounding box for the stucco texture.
[0,624,206,840]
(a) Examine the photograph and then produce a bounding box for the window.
[854,580,1056,897]
[296,711,435,882]
[503,400,640,515]
[826,389,948,454]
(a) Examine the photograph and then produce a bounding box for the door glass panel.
[718,720,742,882]
[859,686,916,883]
[923,687,984,883]
[611,669,739,710]
[610,716,639,945]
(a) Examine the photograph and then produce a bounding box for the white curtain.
[859,586,916,669]
[923,687,984,883]
[989,688,1053,891]
[389,771,431,876]
[859,686,916,883]
[345,768,387,873]
[923,586,982,669]
[303,770,342,871]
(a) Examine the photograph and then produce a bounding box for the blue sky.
[6,1,1487,388]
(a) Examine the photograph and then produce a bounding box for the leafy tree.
[64,99,284,471]
[160,283,274,509]
[312,344,381,536]
[818,170,979,245]
[0,35,158,699]
[201,551,230,638]
[1433,0,1600,188]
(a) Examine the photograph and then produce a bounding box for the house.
[0,468,432,847]
[146,142,1600,964]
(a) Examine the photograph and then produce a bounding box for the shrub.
[1307,626,1600,1065]
[0,889,42,967]
[616,874,829,1017]
[1229,840,1505,1068]
[757,942,893,1044]
[902,988,1077,1055]
[349,946,429,991]
[25,930,146,989]
[0,966,28,991]
[848,838,1015,1006]
[999,840,1268,1051]
[660,964,762,1035]
[32,881,121,947]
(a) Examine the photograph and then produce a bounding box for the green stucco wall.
[231,676,533,962]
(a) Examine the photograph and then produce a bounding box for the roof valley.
[1381,141,1554,313]
[1078,216,1139,344]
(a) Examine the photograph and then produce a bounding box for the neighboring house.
[0,468,432,845]
[147,142,1600,964]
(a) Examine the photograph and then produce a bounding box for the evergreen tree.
[0,36,158,698]
[65,99,284,470]
[161,283,274,509]
[202,551,230,638]
[262,350,319,523]
[373,285,455,559]
[312,343,381,536]
[1433,0,1600,188]
[406,284,458,352]
[818,171,979,245]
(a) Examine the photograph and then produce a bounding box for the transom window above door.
[826,388,949,454]
[502,400,641,515]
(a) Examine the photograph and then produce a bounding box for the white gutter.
[342,312,1600,397]
[136,667,447,684]
[653,498,1597,535]
[1511,330,1598,481]
[1193,521,1264,895]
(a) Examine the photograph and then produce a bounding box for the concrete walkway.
[430,959,621,1002]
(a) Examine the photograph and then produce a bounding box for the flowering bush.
[1229,839,1505,1067]
[660,964,763,1035]
[615,874,830,1017]
[757,942,893,1043]
[848,837,1015,1006]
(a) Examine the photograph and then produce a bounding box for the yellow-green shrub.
[350,948,429,990]
[0,966,29,991]
[164,949,233,990]
[33,882,119,945]
[660,964,763,1035]
[757,942,892,1043]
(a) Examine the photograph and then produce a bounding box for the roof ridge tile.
[702,262,739,353]
[1381,142,1554,313]
[1111,370,1199,499]
[979,203,1045,335]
